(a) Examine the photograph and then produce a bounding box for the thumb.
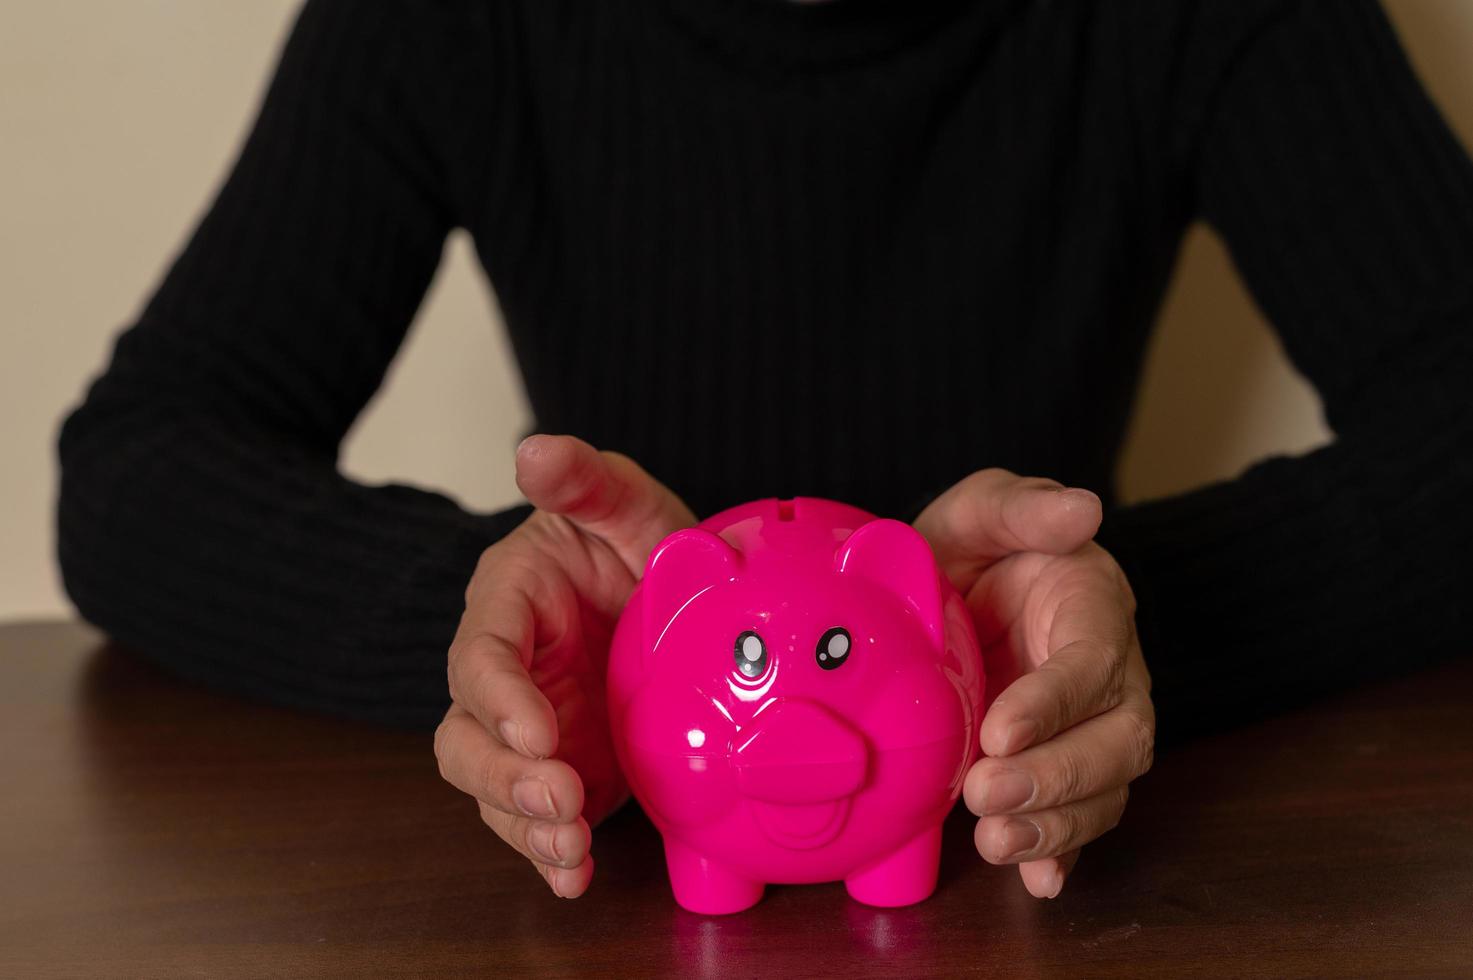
[514,434,696,575]
[913,468,1101,590]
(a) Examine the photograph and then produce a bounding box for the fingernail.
[1004,719,1038,754]
[500,719,533,757]
[982,770,1035,814]
[1058,488,1100,508]
[1000,818,1042,861]
[1044,866,1066,899]
[513,776,557,818]
[530,821,562,864]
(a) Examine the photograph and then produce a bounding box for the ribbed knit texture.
[57,0,1473,742]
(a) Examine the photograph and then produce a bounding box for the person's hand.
[913,469,1154,899]
[434,434,694,898]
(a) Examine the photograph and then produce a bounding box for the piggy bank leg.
[844,825,942,908]
[663,838,764,915]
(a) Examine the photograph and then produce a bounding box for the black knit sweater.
[57,0,1473,744]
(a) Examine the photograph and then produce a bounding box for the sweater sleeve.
[56,0,528,727]
[1095,0,1473,746]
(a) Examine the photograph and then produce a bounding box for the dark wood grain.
[1,621,1470,978]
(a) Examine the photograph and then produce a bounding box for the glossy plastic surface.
[608,497,985,914]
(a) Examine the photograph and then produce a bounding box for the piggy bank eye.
[734,630,768,679]
[816,627,851,670]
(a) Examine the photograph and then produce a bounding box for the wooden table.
[1,621,1470,978]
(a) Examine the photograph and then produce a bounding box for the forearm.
[57,390,530,727]
[1097,360,1473,746]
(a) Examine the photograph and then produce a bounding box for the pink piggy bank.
[607,497,985,914]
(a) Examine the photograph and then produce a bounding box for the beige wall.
[2,1,1469,620]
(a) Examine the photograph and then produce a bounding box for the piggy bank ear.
[834,519,944,649]
[642,528,742,653]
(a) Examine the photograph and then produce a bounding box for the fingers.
[974,786,1128,866]
[969,676,1152,898]
[447,580,562,759]
[964,694,1155,817]
[913,468,1102,589]
[436,704,585,821]
[1019,849,1080,900]
[515,433,695,574]
[980,574,1133,756]
[478,800,596,898]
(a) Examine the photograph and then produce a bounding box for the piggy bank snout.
[733,699,868,805]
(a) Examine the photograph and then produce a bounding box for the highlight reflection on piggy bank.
[608,497,985,914]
